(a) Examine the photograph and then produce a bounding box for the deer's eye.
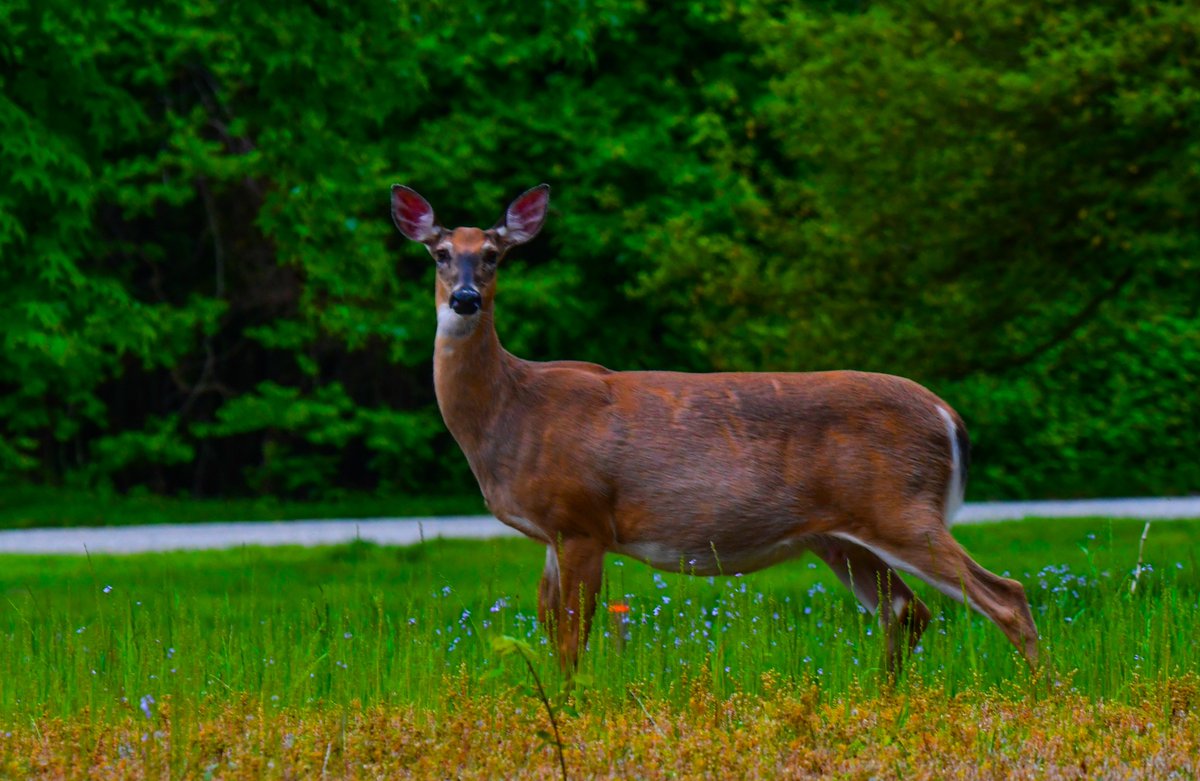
[481,249,499,266]
[434,249,450,265]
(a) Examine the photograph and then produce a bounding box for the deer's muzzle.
[449,287,482,315]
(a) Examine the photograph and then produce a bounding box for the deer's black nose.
[449,288,482,315]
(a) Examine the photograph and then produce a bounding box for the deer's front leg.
[538,538,605,669]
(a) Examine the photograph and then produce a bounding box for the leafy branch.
[487,635,584,781]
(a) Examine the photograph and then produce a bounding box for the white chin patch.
[437,304,479,338]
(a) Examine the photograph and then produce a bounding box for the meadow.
[1,517,1198,778]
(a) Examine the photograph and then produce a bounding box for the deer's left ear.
[495,184,550,247]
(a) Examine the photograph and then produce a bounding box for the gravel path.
[0,497,1197,555]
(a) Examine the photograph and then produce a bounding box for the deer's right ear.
[391,185,441,244]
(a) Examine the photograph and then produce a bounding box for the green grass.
[1,517,1196,729]
[0,484,487,529]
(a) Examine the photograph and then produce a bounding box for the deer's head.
[391,184,550,330]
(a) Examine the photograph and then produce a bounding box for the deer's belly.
[613,534,810,576]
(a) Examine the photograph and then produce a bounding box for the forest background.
[2,0,1196,510]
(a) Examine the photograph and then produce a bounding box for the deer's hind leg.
[832,520,1039,669]
[817,538,931,673]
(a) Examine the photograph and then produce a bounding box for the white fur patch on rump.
[936,406,964,526]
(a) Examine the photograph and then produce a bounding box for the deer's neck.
[432,305,520,455]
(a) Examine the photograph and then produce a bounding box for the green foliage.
[633,0,1200,498]
[0,483,485,529]
[0,0,1196,500]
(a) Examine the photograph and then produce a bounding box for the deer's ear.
[391,185,440,244]
[496,184,550,247]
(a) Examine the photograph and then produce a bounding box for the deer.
[391,183,1039,673]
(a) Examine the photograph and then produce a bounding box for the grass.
[0,484,487,529]
[1,517,1197,777]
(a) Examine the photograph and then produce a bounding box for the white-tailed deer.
[391,183,1039,671]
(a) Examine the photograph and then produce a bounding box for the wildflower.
[102,585,113,594]
[489,597,510,613]
[608,602,630,614]
[344,632,353,639]
[139,695,155,720]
